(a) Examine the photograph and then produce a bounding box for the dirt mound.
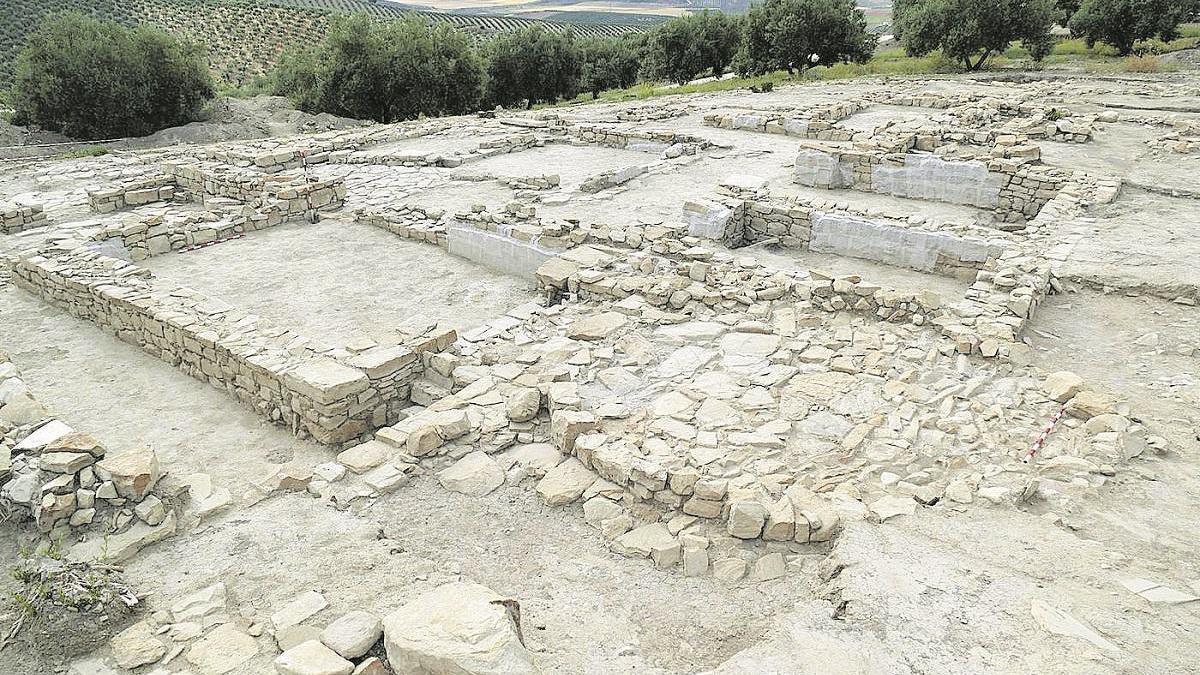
[0,118,72,149]
[131,95,368,147]
[1160,48,1200,70]
[2,96,368,158]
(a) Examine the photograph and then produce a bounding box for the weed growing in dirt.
[56,145,109,159]
[0,554,137,651]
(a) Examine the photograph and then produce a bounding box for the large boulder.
[382,582,537,674]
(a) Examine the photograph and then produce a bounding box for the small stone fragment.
[437,451,505,497]
[321,611,382,660]
[535,458,597,506]
[274,639,354,675]
[110,620,166,669]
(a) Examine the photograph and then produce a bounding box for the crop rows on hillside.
[265,0,643,35]
[0,0,643,89]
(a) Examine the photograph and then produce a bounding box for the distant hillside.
[385,0,890,17]
[0,0,644,89]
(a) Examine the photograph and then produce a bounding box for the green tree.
[11,12,213,140]
[1055,0,1082,26]
[644,15,706,84]
[485,26,581,108]
[894,0,1056,70]
[273,14,484,122]
[735,0,876,77]
[578,36,640,99]
[695,11,742,78]
[1069,0,1198,55]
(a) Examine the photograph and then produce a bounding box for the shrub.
[273,14,483,122]
[735,0,876,77]
[58,145,110,159]
[11,12,213,140]
[1069,0,1199,56]
[894,0,1056,70]
[1119,54,1170,72]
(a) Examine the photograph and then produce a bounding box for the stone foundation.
[793,146,1066,221]
[87,176,177,213]
[1,201,47,234]
[12,247,444,445]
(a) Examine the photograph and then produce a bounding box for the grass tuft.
[56,145,109,159]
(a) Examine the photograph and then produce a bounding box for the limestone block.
[382,582,536,674]
[286,359,370,405]
[321,611,382,660]
[275,640,354,675]
[535,458,597,506]
[437,452,504,497]
[727,501,768,539]
[95,446,160,500]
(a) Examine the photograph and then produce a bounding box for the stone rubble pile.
[105,580,535,674]
[0,350,176,563]
[268,226,1166,583]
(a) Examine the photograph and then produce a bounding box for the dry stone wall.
[87,176,177,213]
[1,201,47,234]
[793,145,1066,221]
[334,131,551,169]
[164,161,347,218]
[685,192,1004,277]
[808,211,1000,276]
[701,101,864,141]
[570,125,710,156]
[11,246,446,445]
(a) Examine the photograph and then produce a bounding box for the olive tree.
[579,36,640,99]
[485,26,582,108]
[894,0,1056,70]
[12,12,213,140]
[273,14,484,122]
[642,15,706,84]
[736,0,876,76]
[1069,0,1199,55]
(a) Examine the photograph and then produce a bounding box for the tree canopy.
[736,0,876,76]
[274,14,483,123]
[1069,0,1199,55]
[11,12,213,140]
[642,11,742,84]
[894,0,1056,70]
[485,26,581,108]
[579,36,640,99]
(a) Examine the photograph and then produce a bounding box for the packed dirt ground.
[0,70,1197,675]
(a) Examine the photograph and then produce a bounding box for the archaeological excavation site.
[2,69,1200,674]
